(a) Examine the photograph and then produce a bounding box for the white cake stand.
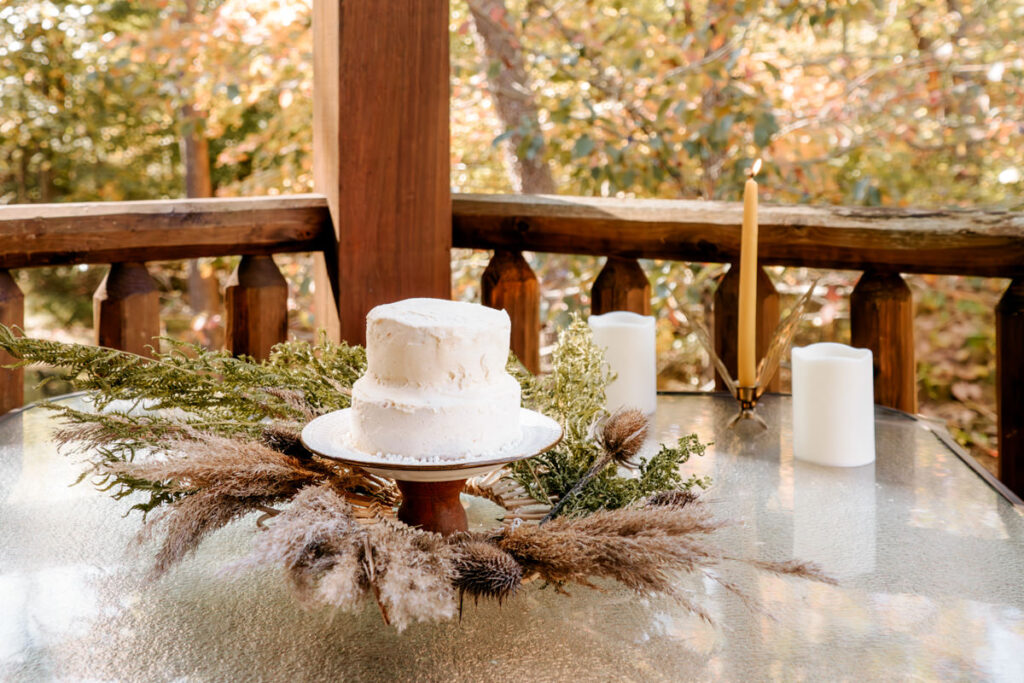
[301,408,562,534]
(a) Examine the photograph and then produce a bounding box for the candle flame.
[749,158,763,178]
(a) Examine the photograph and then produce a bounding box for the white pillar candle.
[588,312,657,415]
[791,343,875,467]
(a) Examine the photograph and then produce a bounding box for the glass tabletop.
[1,393,1022,681]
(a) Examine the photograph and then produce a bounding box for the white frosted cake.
[348,298,523,460]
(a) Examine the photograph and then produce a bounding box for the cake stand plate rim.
[299,408,563,480]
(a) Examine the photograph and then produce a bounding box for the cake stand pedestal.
[300,408,563,537]
[395,479,468,534]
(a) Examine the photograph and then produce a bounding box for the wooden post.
[592,257,651,315]
[225,255,288,361]
[93,262,160,356]
[482,250,540,373]
[0,270,24,414]
[312,1,451,345]
[850,270,916,412]
[714,266,781,392]
[996,277,1024,496]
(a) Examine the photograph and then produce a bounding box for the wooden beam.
[453,194,1024,277]
[93,263,161,356]
[225,255,289,361]
[0,195,331,269]
[714,266,780,392]
[312,0,451,345]
[481,250,540,374]
[997,277,1024,496]
[0,270,24,413]
[851,271,917,413]
[591,257,651,316]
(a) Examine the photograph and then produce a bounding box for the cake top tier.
[364,298,511,389]
[367,298,509,332]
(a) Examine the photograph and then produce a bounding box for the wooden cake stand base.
[395,479,468,535]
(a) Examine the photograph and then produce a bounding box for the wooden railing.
[453,193,1024,495]
[1,194,1022,495]
[0,194,332,411]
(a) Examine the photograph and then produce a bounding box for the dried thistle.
[645,489,699,508]
[599,408,649,465]
[451,539,522,605]
[540,409,653,524]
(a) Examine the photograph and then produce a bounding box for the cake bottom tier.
[349,374,523,459]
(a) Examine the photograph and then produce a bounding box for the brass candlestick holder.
[674,279,818,430]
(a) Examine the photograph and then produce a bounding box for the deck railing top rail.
[453,194,1024,277]
[0,194,331,269]
[2,192,1023,277]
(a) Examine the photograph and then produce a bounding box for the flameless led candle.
[791,343,876,467]
[588,311,657,415]
[737,159,762,388]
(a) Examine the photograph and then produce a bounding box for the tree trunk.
[179,0,222,347]
[467,0,556,194]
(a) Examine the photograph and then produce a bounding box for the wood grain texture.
[453,194,1024,276]
[395,479,469,536]
[225,255,288,361]
[312,0,451,345]
[93,262,161,356]
[996,277,1024,497]
[481,250,540,374]
[0,195,331,268]
[591,257,652,316]
[713,266,780,392]
[0,270,24,413]
[851,271,917,412]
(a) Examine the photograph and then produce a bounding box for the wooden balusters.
[0,270,24,414]
[482,250,540,373]
[996,277,1024,496]
[850,270,916,413]
[225,255,289,361]
[713,266,781,392]
[93,262,160,356]
[592,257,651,315]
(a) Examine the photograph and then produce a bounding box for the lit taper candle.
[737,159,762,388]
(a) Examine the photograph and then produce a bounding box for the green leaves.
[509,316,709,517]
[572,134,595,159]
[753,111,778,148]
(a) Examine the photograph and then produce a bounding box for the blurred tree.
[467,0,556,194]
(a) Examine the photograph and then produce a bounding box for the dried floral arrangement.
[0,320,831,631]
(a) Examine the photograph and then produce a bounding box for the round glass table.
[1,393,1022,681]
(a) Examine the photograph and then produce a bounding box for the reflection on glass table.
[1,393,1022,681]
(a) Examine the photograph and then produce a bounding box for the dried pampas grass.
[493,500,833,619]
[230,484,368,611]
[107,431,393,579]
[365,521,457,630]
[229,484,457,631]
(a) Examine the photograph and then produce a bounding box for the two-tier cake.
[348,298,523,460]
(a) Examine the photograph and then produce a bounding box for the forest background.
[2,0,1022,473]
